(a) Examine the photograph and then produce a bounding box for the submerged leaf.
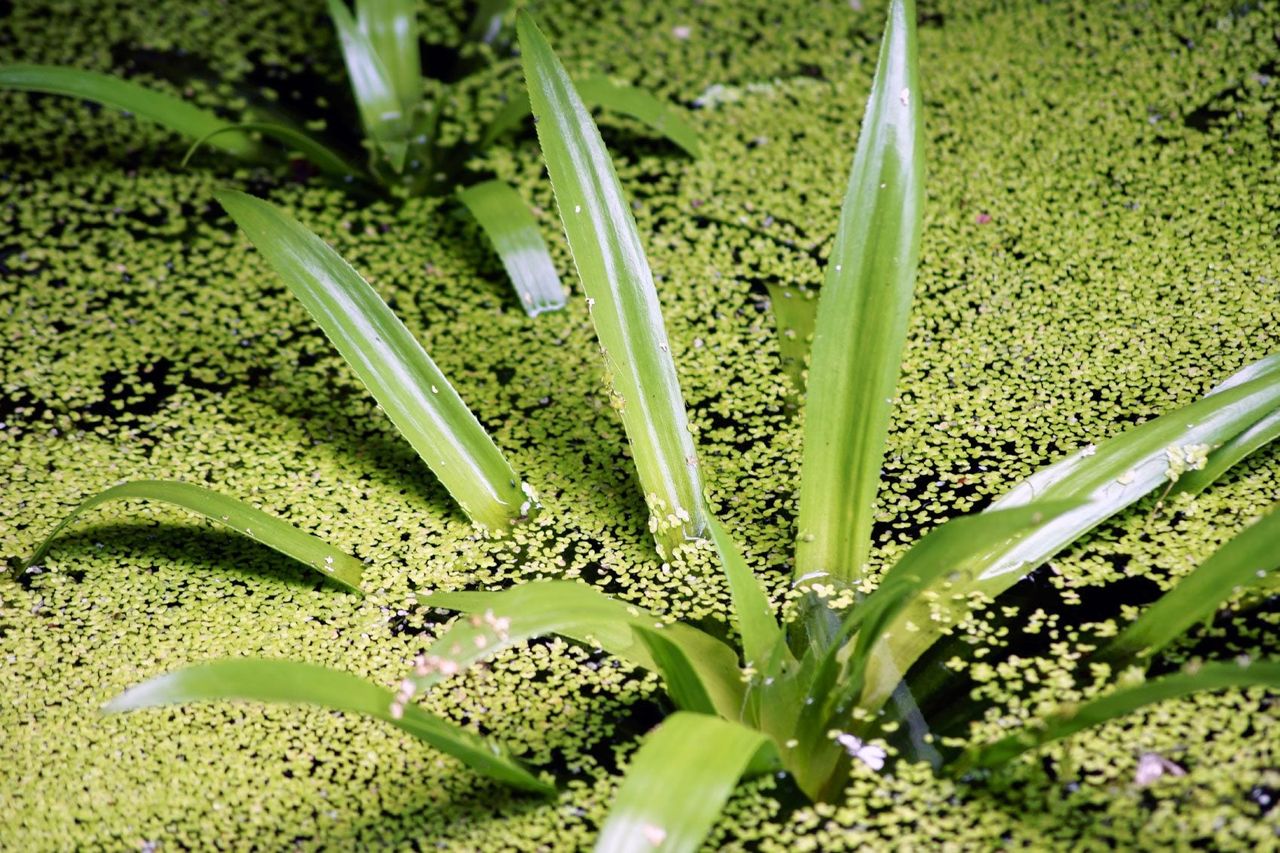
[518,12,708,553]
[764,283,818,410]
[105,659,551,793]
[795,0,923,601]
[456,179,567,316]
[217,190,527,531]
[0,64,263,158]
[595,712,779,853]
[19,480,362,593]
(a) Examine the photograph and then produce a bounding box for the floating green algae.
[2,0,1278,848]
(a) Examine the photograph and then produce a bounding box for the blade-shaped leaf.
[216,190,527,531]
[705,516,787,672]
[18,480,362,593]
[573,74,700,158]
[595,712,778,853]
[857,359,1280,714]
[355,0,421,116]
[456,179,567,316]
[518,12,707,555]
[635,626,718,715]
[328,0,410,171]
[104,658,552,794]
[1104,503,1280,664]
[1173,355,1280,495]
[181,121,366,180]
[764,283,818,410]
[0,64,263,159]
[478,79,701,158]
[416,581,744,719]
[953,661,1280,772]
[795,0,923,594]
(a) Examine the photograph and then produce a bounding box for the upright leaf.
[328,0,411,170]
[518,12,707,555]
[105,659,552,794]
[764,283,818,410]
[456,179,567,316]
[794,0,923,597]
[595,713,779,853]
[417,581,744,719]
[0,64,263,158]
[857,359,1280,714]
[952,661,1280,772]
[19,480,362,593]
[217,190,528,531]
[1104,504,1280,663]
[355,0,421,116]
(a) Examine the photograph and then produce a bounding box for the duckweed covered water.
[2,0,1278,848]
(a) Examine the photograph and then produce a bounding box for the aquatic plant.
[0,0,699,316]
[18,3,1280,850]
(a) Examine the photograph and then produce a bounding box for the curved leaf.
[953,661,1280,772]
[635,626,717,715]
[518,12,707,555]
[181,121,366,180]
[456,179,567,316]
[416,580,744,719]
[857,359,1280,713]
[706,516,786,672]
[0,63,263,158]
[105,658,551,794]
[795,0,923,598]
[595,712,778,853]
[19,480,362,593]
[1104,504,1280,663]
[574,74,700,157]
[217,190,527,531]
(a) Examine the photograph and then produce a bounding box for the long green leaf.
[181,121,366,180]
[764,283,818,410]
[18,480,362,593]
[953,661,1280,772]
[216,190,527,531]
[1173,354,1280,494]
[1104,504,1280,663]
[518,12,707,556]
[104,658,551,794]
[355,0,421,116]
[478,78,701,158]
[595,712,778,853]
[574,74,700,158]
[794,0,923,598]
[0,64,263,158]
[635,626,718,715]
[456,179,567,316]
[416,581,744,719]
[705,517,786,672]
[857,359,1280,714]
[328,0,410,171]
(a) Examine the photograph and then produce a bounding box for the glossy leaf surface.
[328,0,410,170]
[105,658,551,793]
[795,0,923,593]
[858,359,1280,713]
[0,64,262,158]
[417,581,744,718]
[1105,504,1280,663]
[457,179,567,316]
[595,712,778,853]
[355,0,420,116]
[518,12,707,553]
[20,480,362,593]
[217,190,526,531]
[955,661,1280,772]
